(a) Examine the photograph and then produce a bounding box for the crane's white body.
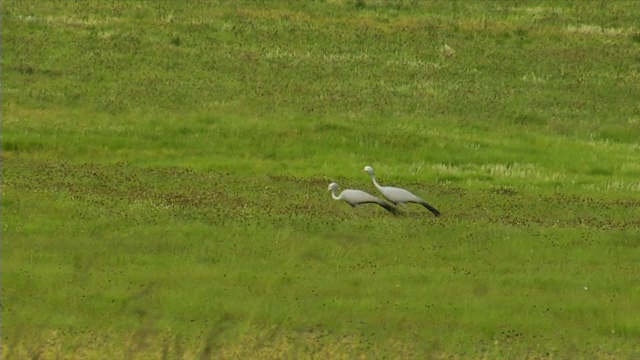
[328,182,399,214]
[363,166,441,216]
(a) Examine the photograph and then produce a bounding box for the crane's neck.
[330,189,342,200]
[369,174,383,191]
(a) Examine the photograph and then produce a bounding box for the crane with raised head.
[363,166,441,216]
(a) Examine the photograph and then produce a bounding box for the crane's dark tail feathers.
[421,201,441,216]
[381,202,402,215]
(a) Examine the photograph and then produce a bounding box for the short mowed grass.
[3,1,640,358]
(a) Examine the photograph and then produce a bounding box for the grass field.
[3,0,640,358]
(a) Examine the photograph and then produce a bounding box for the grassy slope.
[3,0,640,358]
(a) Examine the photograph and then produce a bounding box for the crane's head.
[363,166,374,175]
[328,182,340,192]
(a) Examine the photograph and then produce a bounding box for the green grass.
[3,0,640,358]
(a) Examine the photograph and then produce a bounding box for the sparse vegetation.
[3,0,640,358]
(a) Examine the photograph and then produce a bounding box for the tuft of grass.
[512,112,547,126]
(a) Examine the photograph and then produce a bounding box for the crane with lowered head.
[328,182,400,215]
